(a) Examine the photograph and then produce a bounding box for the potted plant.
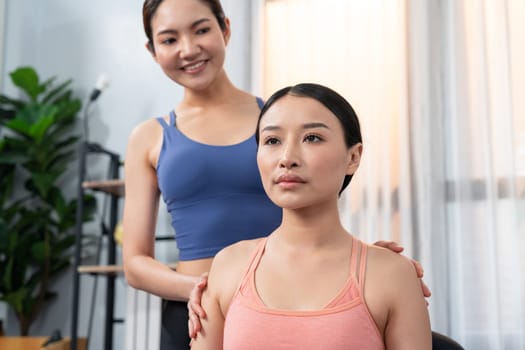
[0,66,96,335]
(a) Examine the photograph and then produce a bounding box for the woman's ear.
[346,143,363,175]
[145,41,157,61]
[223,17,231,45]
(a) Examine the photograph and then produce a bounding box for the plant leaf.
[0,94,25,109]
[2,289,29,313]
[29,114,55,143]
[10,67,44,102]
[28,171,63,199]
[0,218,8,251]
[0,66,96,329]
[31,241,50,263]
[42,79,72,104]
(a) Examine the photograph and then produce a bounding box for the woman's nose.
[279,145,300,169]
[179,37,200,59]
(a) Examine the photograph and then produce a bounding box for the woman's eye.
[304,134,322,143]
[196,27,210,35]
[264,137,280,145]
[161,38,176,45]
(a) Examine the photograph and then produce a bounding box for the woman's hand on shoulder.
[188,273,209,339]
[190,239,261,349]
[189,240,261,332]
[202,239,260,314]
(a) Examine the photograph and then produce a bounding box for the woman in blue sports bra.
[122,1,430,349]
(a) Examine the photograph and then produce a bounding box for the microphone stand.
[83,89,101,145]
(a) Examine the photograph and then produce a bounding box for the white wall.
[0,0,7,329]
[0,0,6,92]
[1,0,252,348]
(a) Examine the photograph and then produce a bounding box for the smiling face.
[257,94,362,210]
[148,0,230,90]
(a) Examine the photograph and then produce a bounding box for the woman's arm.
[191,239,259,349]
[190,262,226,349]
[191,252,229,350]
[122,120,198,301]
[368,249,432,349]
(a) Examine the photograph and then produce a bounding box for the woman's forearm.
[125,255,199,301]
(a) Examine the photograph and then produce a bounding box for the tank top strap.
[156,110,177,129]
[358,242,368,294]
[350,237,368,294]
[234,237,268,296]
[256,97,265,109]
[156,116,169,129]
[349,236,360,281]
[169,110,176,125]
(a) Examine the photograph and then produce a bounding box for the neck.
[181,69,240,107]
[273,201,350,250]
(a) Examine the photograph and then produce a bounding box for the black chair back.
[432,331,464,350]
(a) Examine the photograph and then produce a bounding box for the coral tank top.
[223,236,384,350]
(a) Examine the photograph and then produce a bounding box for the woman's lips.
[276,174,306,189]
[181,60,207,73]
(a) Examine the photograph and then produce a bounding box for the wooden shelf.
[78,263,177,275]
[82,179,124,197]
[0,337,86,350]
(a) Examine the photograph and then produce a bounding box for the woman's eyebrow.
[261,122,330,132]
[260,125,281,133]
[303,122,329,130]
[156,18,211,36]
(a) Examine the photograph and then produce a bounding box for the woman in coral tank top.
[191,83,432,350]
[124,1,430,348]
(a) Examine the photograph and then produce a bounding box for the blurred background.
[0,0,524,349]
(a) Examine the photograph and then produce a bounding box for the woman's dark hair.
[142,0,227,51]
[256,83,362,194]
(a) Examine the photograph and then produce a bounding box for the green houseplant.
[0,67,96,335]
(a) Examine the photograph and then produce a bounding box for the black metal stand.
[70,141,121,350]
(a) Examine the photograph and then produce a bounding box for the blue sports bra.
[155,98,282,261]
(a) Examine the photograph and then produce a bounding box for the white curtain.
[257,0,525,348]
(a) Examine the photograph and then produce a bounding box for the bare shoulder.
[367,244,416,277]
[366,244,420,296]
[363,244,424,334]
[211,238,262,275]
[365,244,423,306]
[128,117,163,147]
[366,245,431,348]
[208,238,263,310]
[126,117,165,165]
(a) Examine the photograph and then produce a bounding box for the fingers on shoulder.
[373,240,403,252]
